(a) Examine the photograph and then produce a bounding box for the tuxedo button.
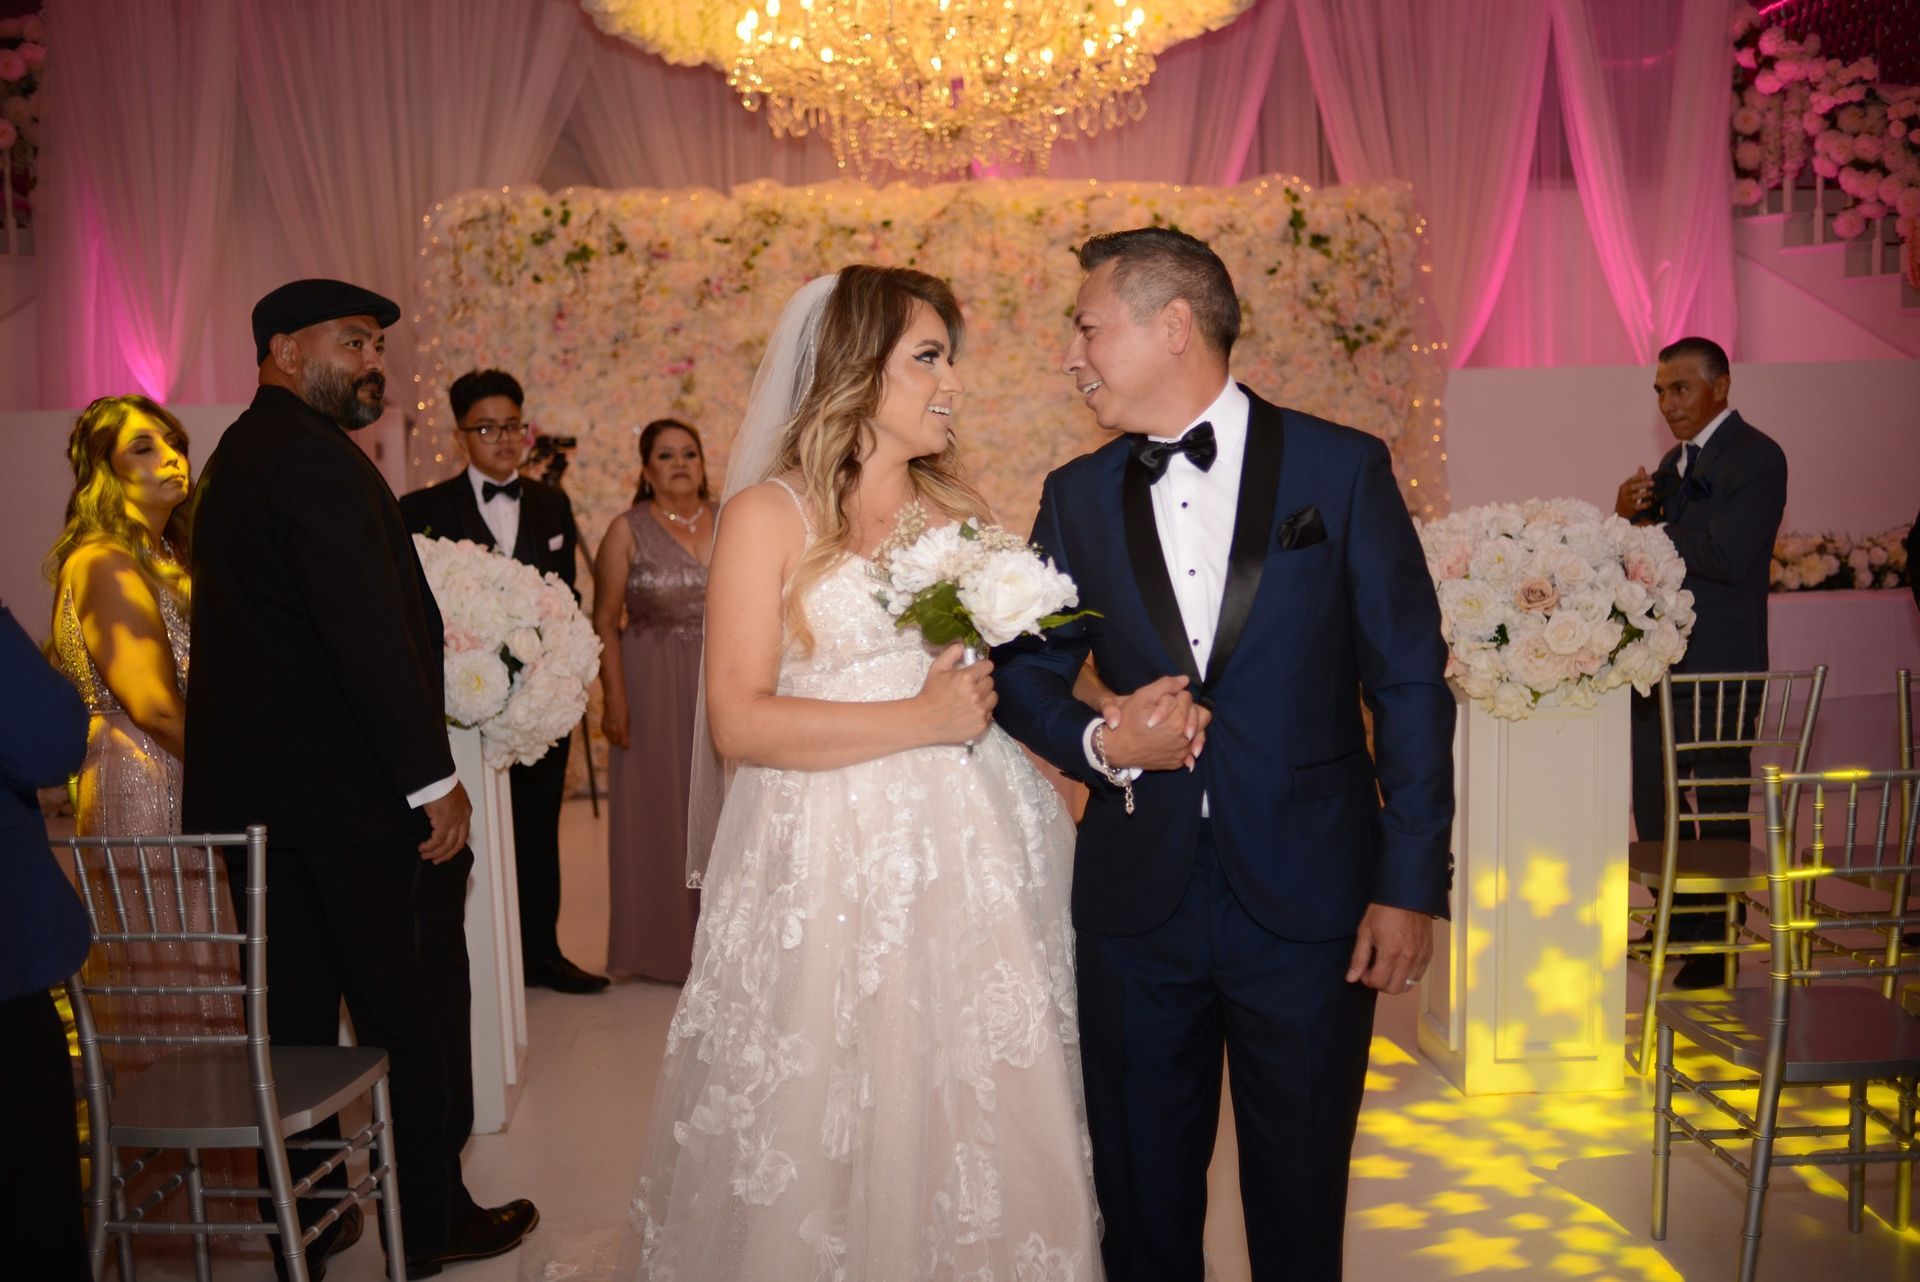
[1187,569,1196,576]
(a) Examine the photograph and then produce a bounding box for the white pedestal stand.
[1417,686,1631,1094]
[449,727,529,1133]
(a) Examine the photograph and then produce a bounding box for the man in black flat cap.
[186,279,538,1278]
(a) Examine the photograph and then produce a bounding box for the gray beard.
[302,362,384,430]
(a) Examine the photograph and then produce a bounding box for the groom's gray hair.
[1077,227,1240,359]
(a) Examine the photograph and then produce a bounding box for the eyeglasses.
[457,421,523,441]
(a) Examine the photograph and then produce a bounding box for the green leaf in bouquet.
[895,581,982,649]
[1035,608,1103,631]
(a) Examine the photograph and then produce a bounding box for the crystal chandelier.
[582,1,1255,177]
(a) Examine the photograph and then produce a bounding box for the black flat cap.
[252,278,401,363]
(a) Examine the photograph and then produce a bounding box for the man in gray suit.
[1616,336,1787,990]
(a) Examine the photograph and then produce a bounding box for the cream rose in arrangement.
[1418,498,1696,720]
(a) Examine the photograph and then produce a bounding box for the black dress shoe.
[527,954,610,993]
[276,1200,362,1282]
[1671,954,1729,991]
[404,1200,539,1277]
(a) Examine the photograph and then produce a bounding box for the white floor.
[125,799,1920,1281]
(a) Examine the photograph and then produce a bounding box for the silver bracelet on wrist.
[1091,723,1137,816]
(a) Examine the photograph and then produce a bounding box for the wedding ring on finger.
[1402,977,1418,989]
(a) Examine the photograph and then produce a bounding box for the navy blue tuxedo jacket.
[1646,411,1786,673]
[994,389,1455,940]
[0,604,91,1000]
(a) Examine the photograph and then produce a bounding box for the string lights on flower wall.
[581,0,1255,176]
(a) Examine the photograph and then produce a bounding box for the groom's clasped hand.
[1095,672,1210,772]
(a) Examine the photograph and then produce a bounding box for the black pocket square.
[1277,505,1327,550]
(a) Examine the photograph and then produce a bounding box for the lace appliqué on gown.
[624,548,1101,1281]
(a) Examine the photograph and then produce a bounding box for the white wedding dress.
[624,488,1102,1281]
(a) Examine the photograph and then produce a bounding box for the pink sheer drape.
[235,0,585,365]
[30,0,1744,412]
[1048,0,1297,185]
[39,0,239,406]
[1550,0,1738,361]
[1294,0,1552,367]
[570,30,841,189]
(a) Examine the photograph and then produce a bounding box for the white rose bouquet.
[1417,498,1696,721]
[414,535,603,768]
[1770,526,1910,592]
[872,507,1095,655]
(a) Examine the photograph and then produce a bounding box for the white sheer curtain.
[1047,0,1296,184]
[38,0,238,406]
[1549,0,1738,361]
[569,29,841,190]
[1294,0,1552,366]
[235,0,585,336]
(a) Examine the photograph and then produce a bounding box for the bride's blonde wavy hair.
[777,265,990,654]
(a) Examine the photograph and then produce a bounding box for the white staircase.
[1737,176,1920,360]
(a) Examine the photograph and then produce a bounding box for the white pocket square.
[548,534,565,550]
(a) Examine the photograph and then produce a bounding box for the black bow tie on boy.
[1132,421,1218,483]
[483,478,523,503]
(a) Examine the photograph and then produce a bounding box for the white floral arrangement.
[872,507,1094,652]
[413,535,603,769]
[1418,499,1697,721]
[1771,526,1911,592]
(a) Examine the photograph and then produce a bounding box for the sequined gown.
[606,506,708,982]
[624,483,1101,1281]
[53,571,241,1061]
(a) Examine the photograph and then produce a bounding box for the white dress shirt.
[1084,379,1248,803]
[467,464,521,554]
[1677,408,1732,475]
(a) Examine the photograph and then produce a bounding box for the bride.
[623,266,1102,1280]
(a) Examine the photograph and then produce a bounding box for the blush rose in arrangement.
[414,534,603,768]
[1417,498,1697,720]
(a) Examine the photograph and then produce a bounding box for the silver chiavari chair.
[1651,766,1920,1281]
[1628,667,1827,1074]
[60,826,405,1281]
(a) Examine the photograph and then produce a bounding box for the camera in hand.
[525,433,579,486]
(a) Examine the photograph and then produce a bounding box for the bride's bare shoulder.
[719,479,810,545]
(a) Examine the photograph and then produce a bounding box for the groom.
[995,229,1455,1281]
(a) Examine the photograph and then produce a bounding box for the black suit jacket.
[183,386,454,846]
[0,605,91,1000]
[398,471,577,594]
[1646,411,1787,673]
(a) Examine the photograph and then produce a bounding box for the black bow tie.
[1132,422,1218,483]
[482,478,522,503]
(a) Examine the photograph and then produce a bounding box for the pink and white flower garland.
[413,535,603,769]
[1419,499,1696,721]
[1729,6,1920,241]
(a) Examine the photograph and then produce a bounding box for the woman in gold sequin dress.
[593,419,715,983]
[47,395,240,1057]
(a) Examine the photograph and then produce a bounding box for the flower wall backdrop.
[412,176,1448,572]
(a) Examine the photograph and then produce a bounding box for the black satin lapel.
[1203,404,1285,689]
[453,479,497,549]
[1122,454,1204,687]
[510,488,541,563]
